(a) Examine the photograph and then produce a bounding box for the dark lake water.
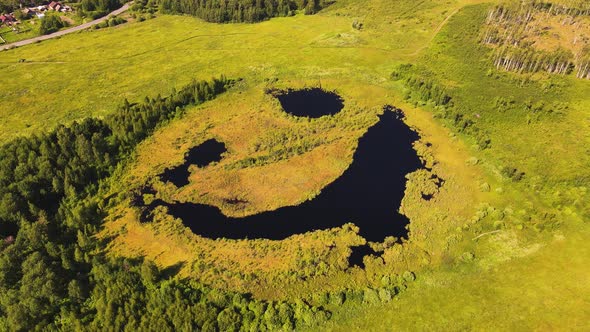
[142,106,422,247]
[273,88,344,118]
[159,139,226,187]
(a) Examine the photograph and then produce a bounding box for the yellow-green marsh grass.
[100,81,492,299]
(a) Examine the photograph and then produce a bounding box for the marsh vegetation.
[140,108,422,244]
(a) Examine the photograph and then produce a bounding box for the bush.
[501,166,525,181]
[99,16,127,27]
[363,288,380,304]
[352,20,363,30]
[80,0,121,13]
[39,16,65,35]
[402,271,416,282]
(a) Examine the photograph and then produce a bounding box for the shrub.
[363,288,380,304]
[501,166,525,181]
[39,16,65,35]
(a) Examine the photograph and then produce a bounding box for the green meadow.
[0,0,472,142]
[0,0,588,329]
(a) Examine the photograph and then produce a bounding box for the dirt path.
[405,6,462,57]
[0,3,131,52]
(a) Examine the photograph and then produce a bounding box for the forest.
[78,0,123,18]
[157,0,326,23]
[39,16,66,35]
[0,0,19,13]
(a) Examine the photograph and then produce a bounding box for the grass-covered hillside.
[0,0,588,330]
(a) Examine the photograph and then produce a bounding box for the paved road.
[0,3,131,51]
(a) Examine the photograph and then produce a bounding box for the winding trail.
[406,7,462,57]
[0,3,130,51]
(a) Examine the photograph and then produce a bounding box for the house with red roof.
[0,14,15,25]
[48,1,62,11]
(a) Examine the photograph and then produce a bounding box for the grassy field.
[0,21,38,44]
[0,0,481,142]
[320,222,590,331]
[413,3,590,217]
[1,0,589,329]
[314,4,590,329]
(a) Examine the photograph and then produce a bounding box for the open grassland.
[407,3,590,217]
[320,222,590,331]
[313,4,590,329]
[0,0,485,143]
[1,0,589,328]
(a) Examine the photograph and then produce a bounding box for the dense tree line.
[0,0,27,14]
[79,0,123,19]
[531,0,590,17]
[157,0,326,23]
[0,195,331,330]
[79,0,121,12]
[402,75,452,107]
[490,46,575,75]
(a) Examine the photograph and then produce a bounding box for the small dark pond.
[272,88,344,118]
[159,139,226,187]
[142,106,422,247]
[348,245,378,267]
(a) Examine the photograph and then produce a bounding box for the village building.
[0,13,16,26]
[48,2,63,11]
[21,8,34,18]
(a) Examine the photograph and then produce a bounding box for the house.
[54,4,61,12]
[48,2,62,11]
[21,8,34,18]
[36,12,45,19]
[0,14,15,25]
